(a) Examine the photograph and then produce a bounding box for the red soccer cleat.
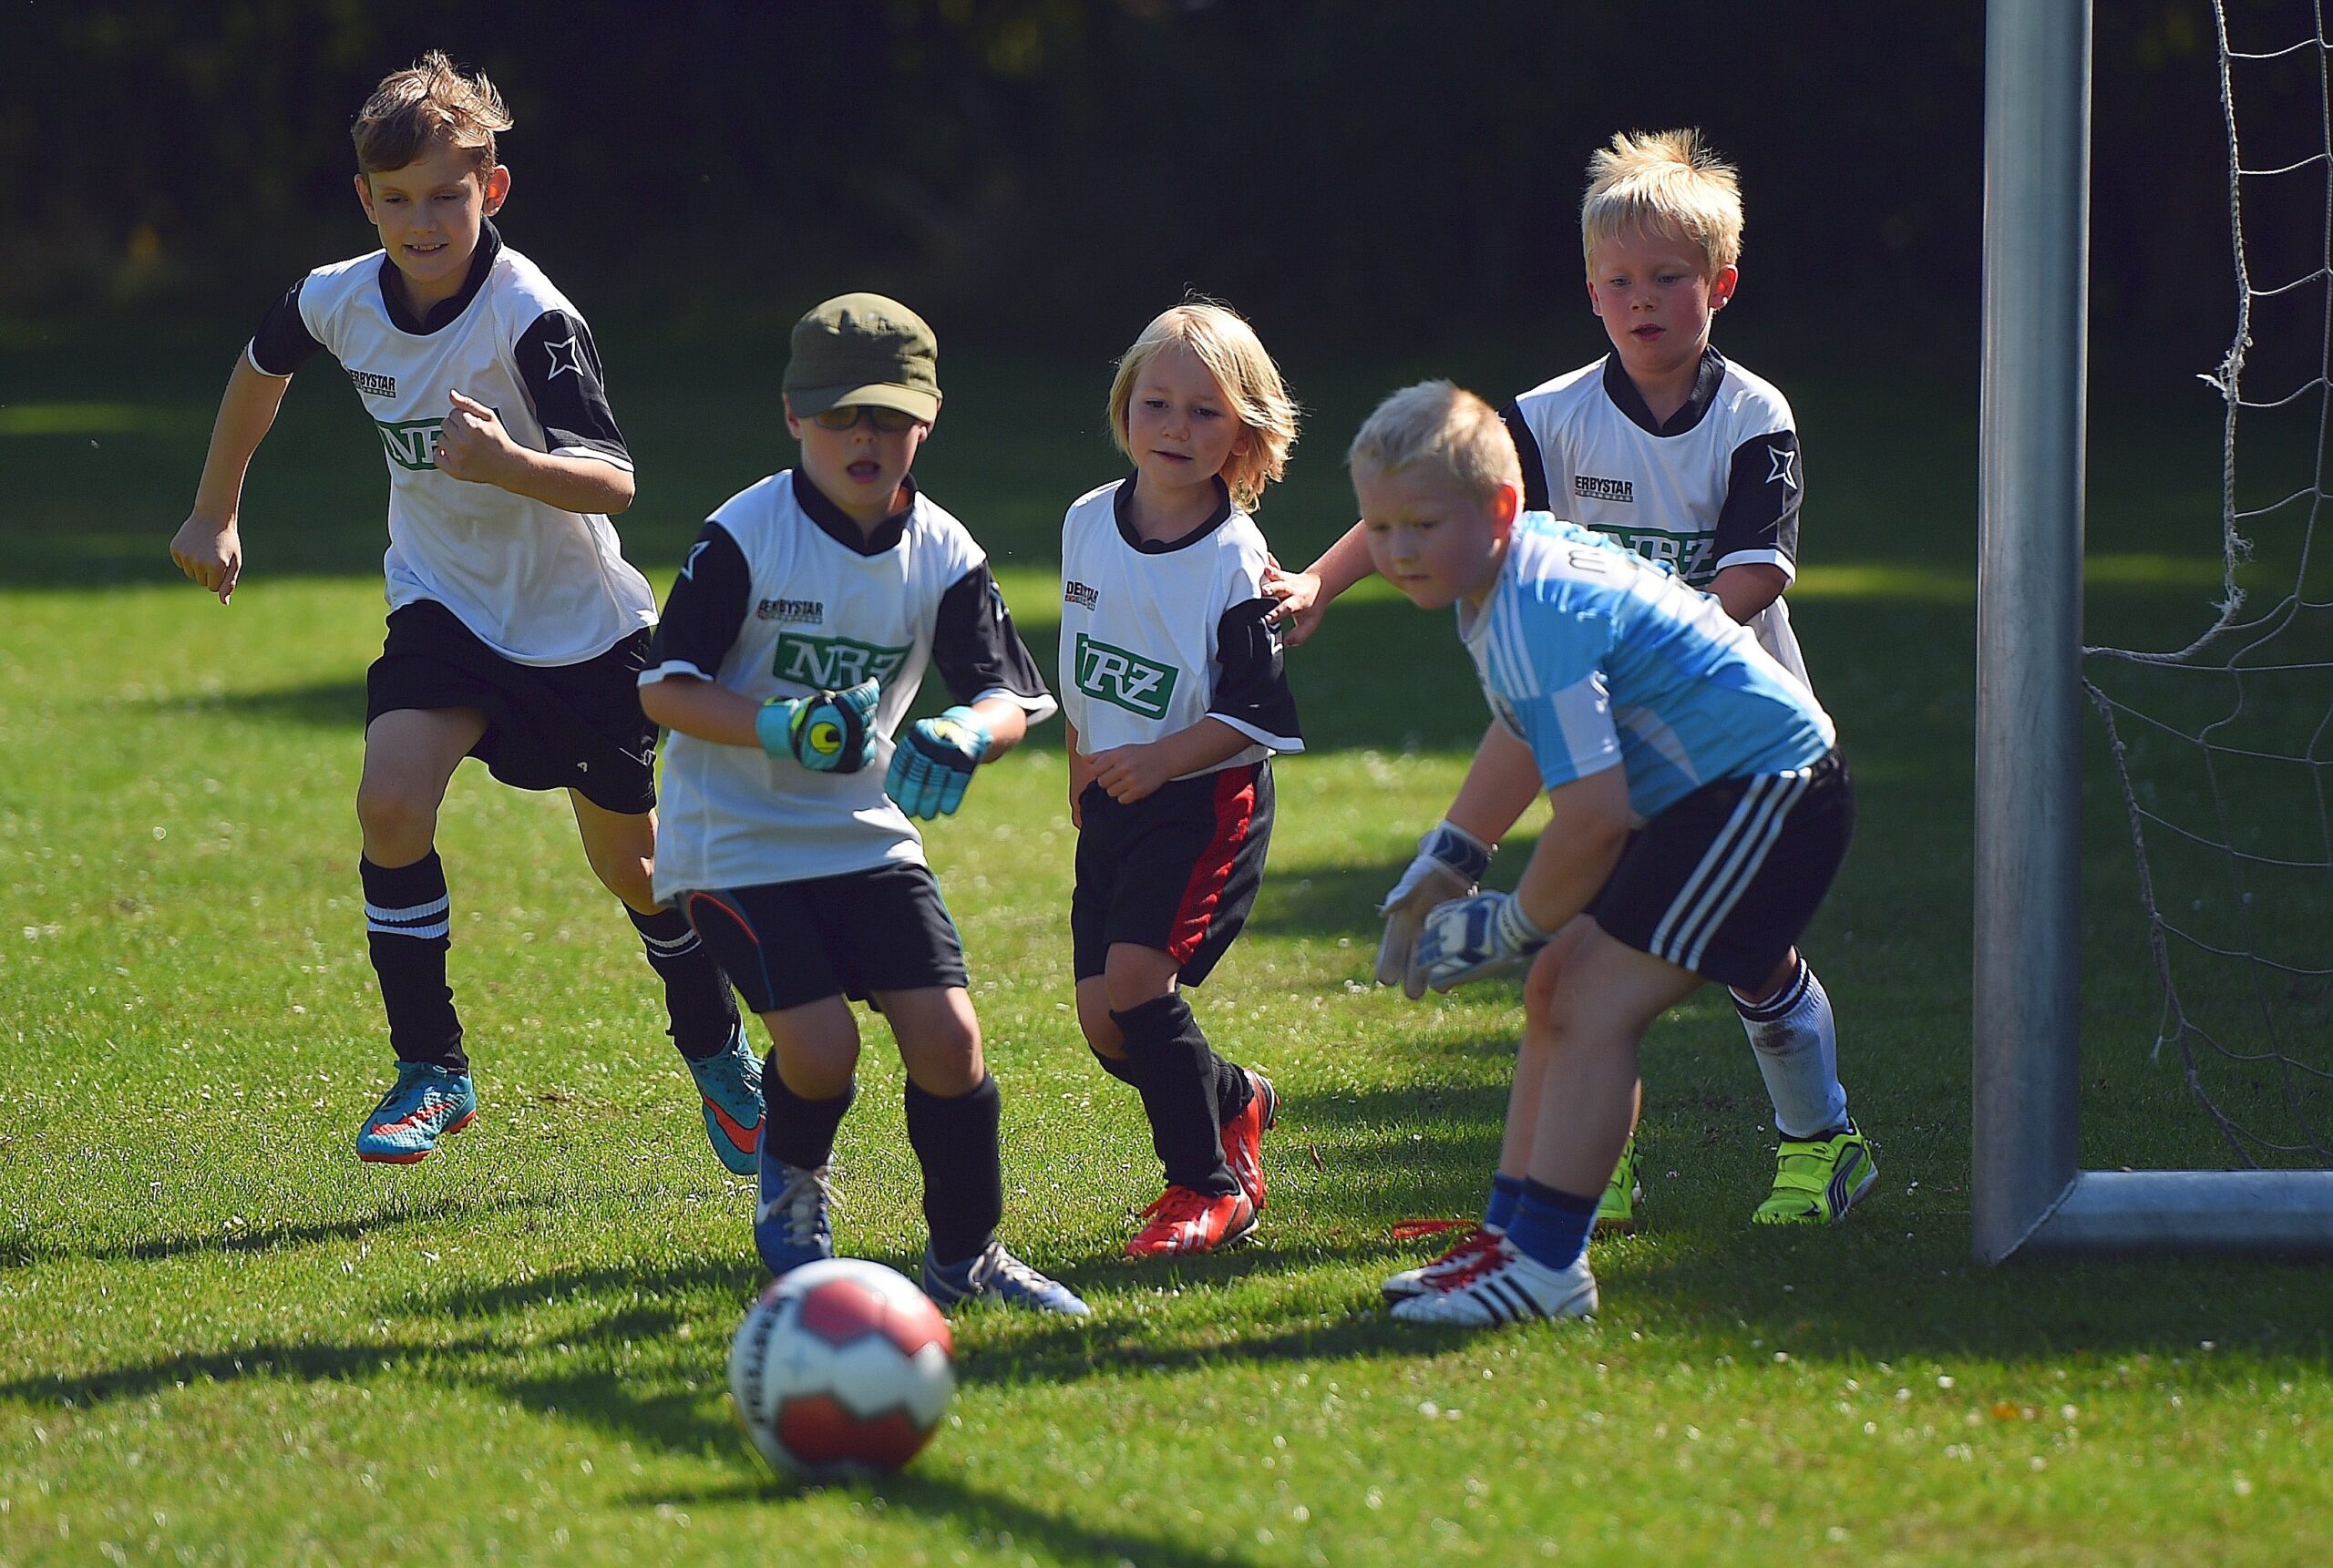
[1218,1070,1278,1212]
[1125,1184,1257,1257]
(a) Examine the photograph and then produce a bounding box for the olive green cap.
[782,293,941,423]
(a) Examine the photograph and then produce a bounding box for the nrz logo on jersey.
[1575,474,1633,503]
[1063,580,1099,610]
[375,416,444,471]
[755,598,824,624]
[347,368,398,399]
[1074,633,1177,719]
[774,633,910,689]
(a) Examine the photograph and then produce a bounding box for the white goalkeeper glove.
[1414,890,1550,992]
[1376,821,1494,999]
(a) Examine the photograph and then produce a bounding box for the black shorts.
[1588,748,1854,990]
[1073,760,1274,988]
[365,600,658,815]
[681,862,968,1014]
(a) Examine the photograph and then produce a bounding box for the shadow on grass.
[625,1468,1263,1567]
[0,1190,559,1271]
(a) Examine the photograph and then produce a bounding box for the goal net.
[1972,0,2333,1258]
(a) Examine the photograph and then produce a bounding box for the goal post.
[1972,0,2333,1261]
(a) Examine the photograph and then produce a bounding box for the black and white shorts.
[681,862,968,1014]
[1589,748,1854,990]
[366,599,658,815]
[1073,760,1274,987]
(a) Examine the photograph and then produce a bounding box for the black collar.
[793,467,918,556]
[1113,473,1235,553]
[377,219,503,335]
[1602,345,1728,437]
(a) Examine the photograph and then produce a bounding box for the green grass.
[0,332,2326,1563]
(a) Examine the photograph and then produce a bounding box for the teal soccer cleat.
[686,1021,765,1174]
[356,1062,478,1164]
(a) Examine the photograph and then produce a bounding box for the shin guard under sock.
[761,1066,853,1172]
[361,852,465,1072]
[1736,958,1849,1140]
[904,1074,1004,1266]
[627,904,739,1060]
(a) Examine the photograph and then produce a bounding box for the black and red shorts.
[365,599,658,815]
[1072,760,1274,987]
[1588,748,1855,990]
[680,862,967,1015]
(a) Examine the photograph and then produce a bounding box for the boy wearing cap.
[639,294,1087,1315]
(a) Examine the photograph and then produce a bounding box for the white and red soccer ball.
[727,1258,955,1482]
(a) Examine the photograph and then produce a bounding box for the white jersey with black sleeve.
[1503,348,1811,688]
[245,220,654,666]
[1057,477,1303,775]
[641,470,1056,898]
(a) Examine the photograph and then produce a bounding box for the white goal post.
[1973,0,2333,1261]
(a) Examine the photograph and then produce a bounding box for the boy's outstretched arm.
[169,355,293,603]
[1414,764,1632,992]
[1261,522,1373,647]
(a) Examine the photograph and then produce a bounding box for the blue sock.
[1506,1179,1599,1271]
[1484,1172,1526,1232]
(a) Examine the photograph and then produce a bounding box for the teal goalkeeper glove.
[1414,890,1550,992]
[886,705,992,819]
[755,678,879,774]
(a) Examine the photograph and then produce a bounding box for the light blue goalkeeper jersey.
[1459,512,1835,820]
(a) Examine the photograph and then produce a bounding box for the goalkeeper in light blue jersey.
[1348,382,1857,1328]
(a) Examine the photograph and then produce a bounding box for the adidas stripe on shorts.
[1588,748,1854,990]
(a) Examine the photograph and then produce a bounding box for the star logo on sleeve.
[542,332,585,383]
[1766,443,1802,493]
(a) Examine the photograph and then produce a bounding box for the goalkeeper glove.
[886,704,992,819]
[1414,890,1550,992]
[755,678,879,774]
[1376,821,1494,999]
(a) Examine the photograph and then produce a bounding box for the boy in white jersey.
[640,294,1085,1316]
[166,54,756,1171]
[1269,129,1872,1236]
[1350,383,1856,1327]
[1062,303,1304,1257]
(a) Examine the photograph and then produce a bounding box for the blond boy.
[1273,130,1873,1246]
[1348,382,1855,1325]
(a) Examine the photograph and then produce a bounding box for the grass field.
[1,320,2327,1564]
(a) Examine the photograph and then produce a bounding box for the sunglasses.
[810,405,922,434]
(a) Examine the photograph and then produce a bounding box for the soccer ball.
[727,1259,955,1482]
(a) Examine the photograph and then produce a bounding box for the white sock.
[1734,959,1848,1141]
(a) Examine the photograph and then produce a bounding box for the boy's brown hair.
[352,51,512,179]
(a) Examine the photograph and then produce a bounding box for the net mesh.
[2083,0,2333,1166]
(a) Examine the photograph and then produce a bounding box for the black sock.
[1111,993,1238,1196]
[1088,1044,1145,1090]
[1211,1053,1255,1125]
[361,853,465,1072]
[628,905,739,1060]
[761,1064,852,1172]
[904,1074,1003,1266]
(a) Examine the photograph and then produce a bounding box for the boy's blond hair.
[1109,302,1299,512]
[353,51,513,179]
[1346,381,1521,502]
[1580,128,1742,277]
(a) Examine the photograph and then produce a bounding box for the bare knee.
[355,776,441,862]
[1075,981,1123,1056]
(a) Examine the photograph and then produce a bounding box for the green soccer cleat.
[1596,1132,1643,1233]
[1754,1120,1878,1226]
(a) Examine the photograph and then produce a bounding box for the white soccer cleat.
[1388,1238,1598,1327]
[1381,1223,1503,1303]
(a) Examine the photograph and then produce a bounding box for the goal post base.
[1984,1170,2333,1261]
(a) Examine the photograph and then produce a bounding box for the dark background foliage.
[0,0,2240,369]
